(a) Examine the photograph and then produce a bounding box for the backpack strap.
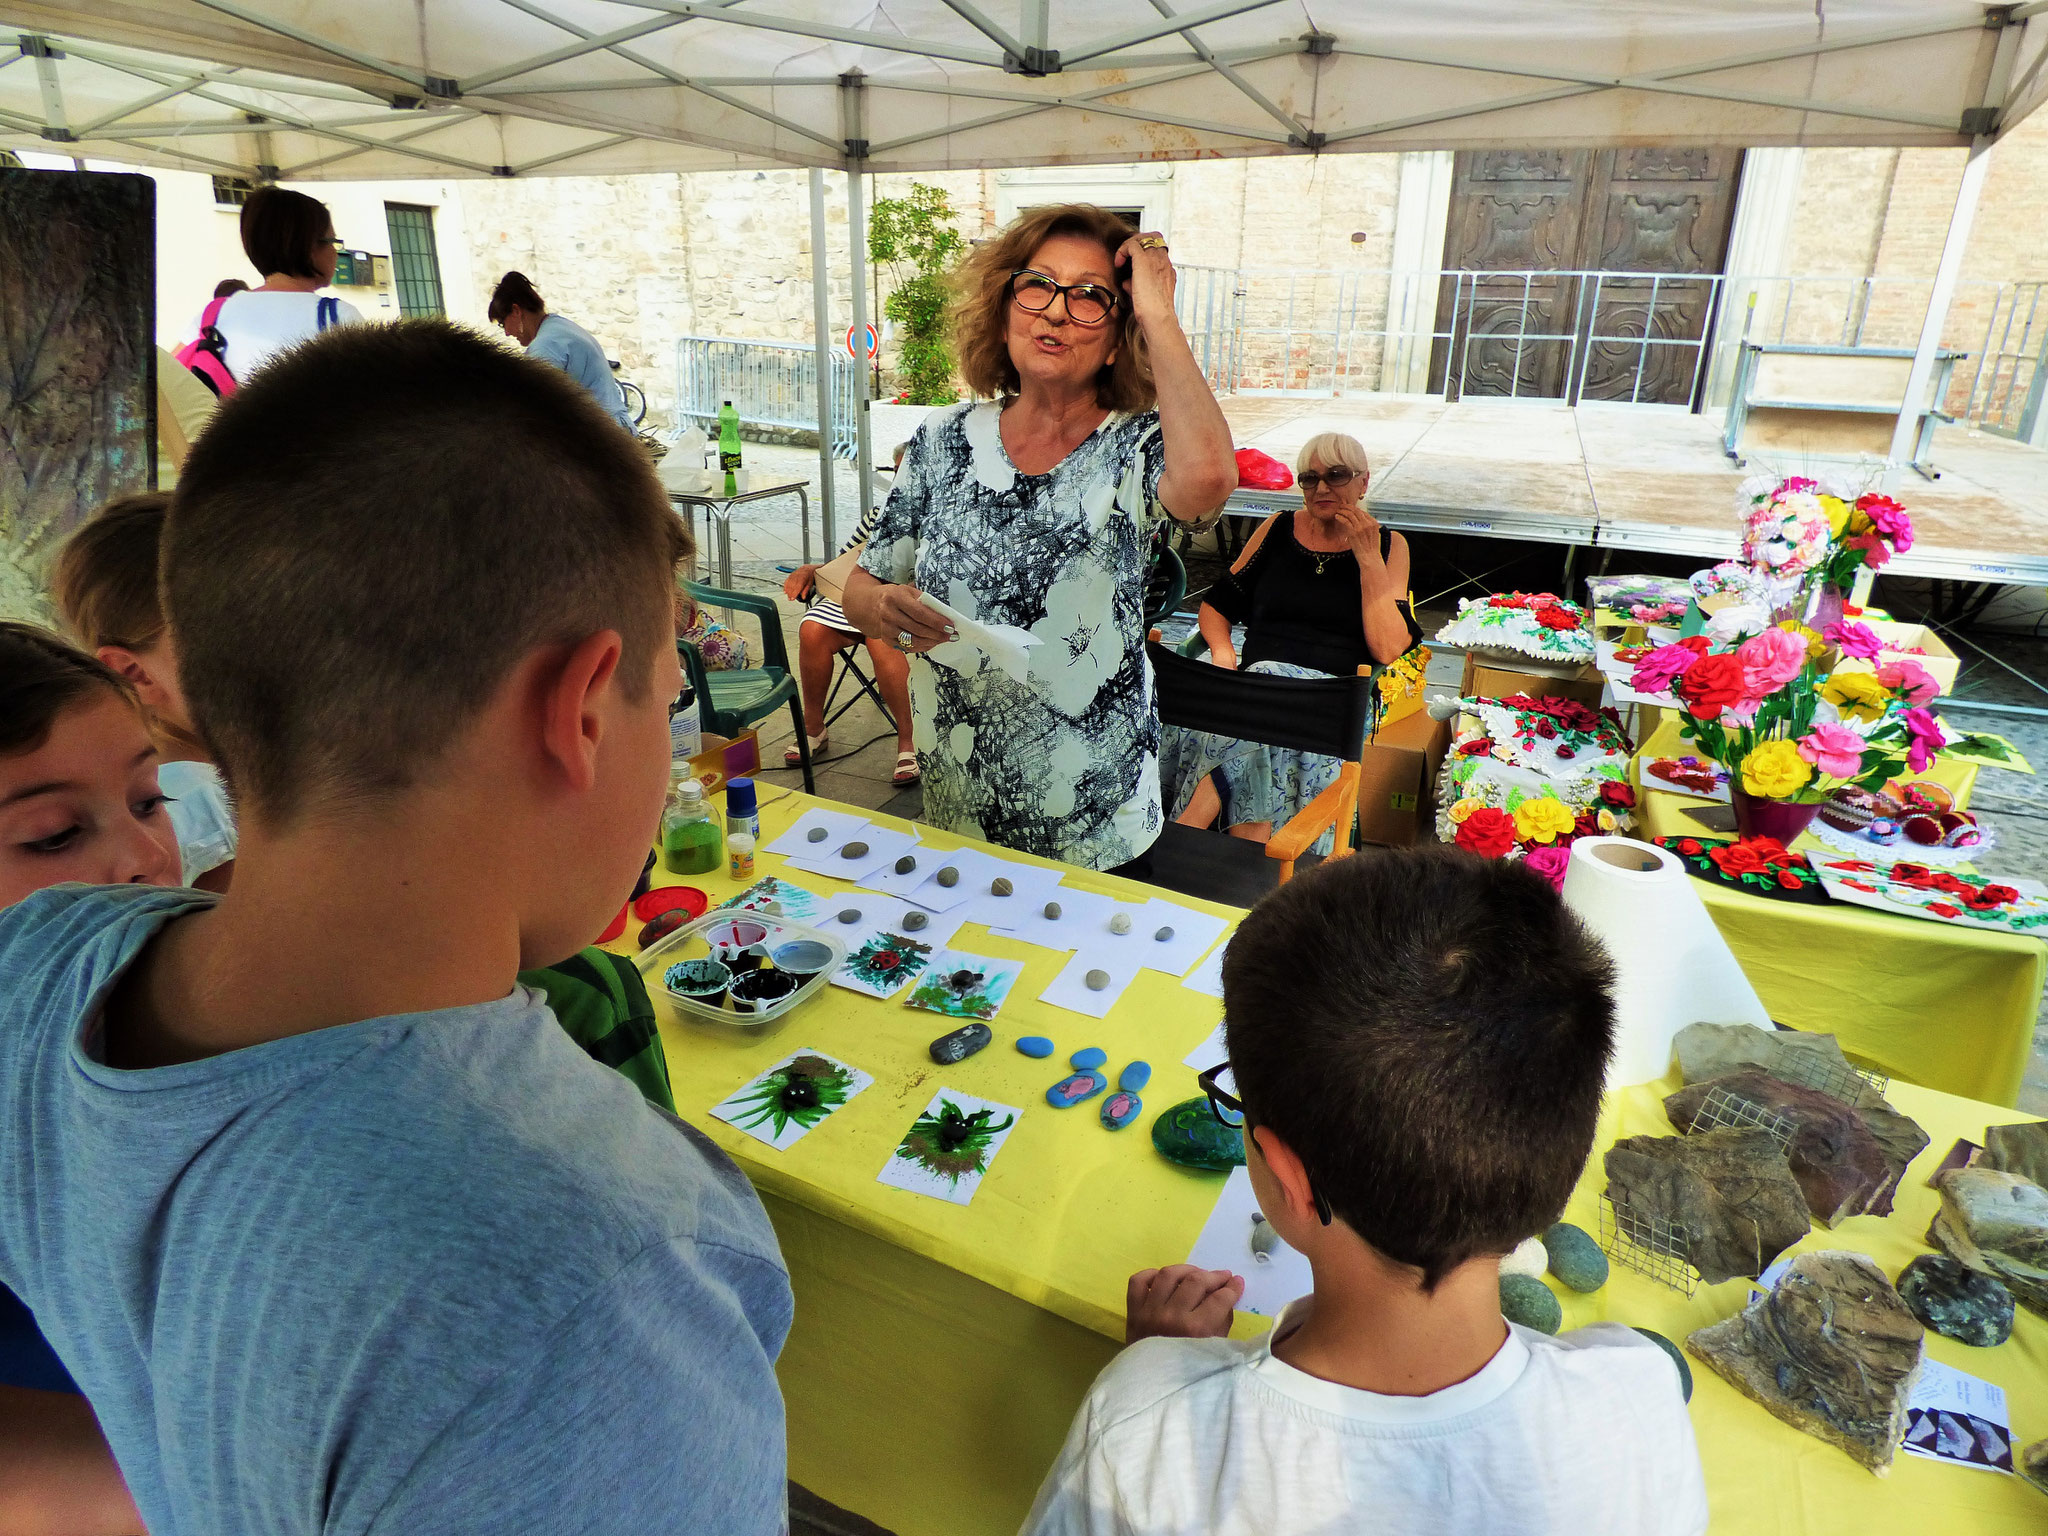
[316,295,338,331]
[197,293,231,331]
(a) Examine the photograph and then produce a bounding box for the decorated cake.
[1437,694,1638,878]
[1434,592,1596,664]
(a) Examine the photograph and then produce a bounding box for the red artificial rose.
[1981,884,2020,906]
[1674,653,1746,720]
[1458,739,1492,756]
[1535,604,1581,632]
[1573,811,1600,838]
[1711,843,1769,876]
[1776,871,1803,889]
[1678,838,1702,855]
[1455,807,1517,858]
[1928,902,1961,919]
[1534,719,1558,739]
[1889,863,1930,882]
[1487,594,1527,609]
[1599,781,1637,810]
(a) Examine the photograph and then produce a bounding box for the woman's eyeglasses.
[1009,269,1118,327]
[1297,467,1359,492]
[1196,1059,1333,1225]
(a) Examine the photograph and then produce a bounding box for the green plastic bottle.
[661,775,723,875]
[717,399,742,473]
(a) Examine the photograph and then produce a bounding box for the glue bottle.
[727,832,756,883]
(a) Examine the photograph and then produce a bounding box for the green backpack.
[519,947,676,1114]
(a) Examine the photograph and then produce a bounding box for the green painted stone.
[1897,1253,2014,1347]
[1632,1327,1693,1403]
[1150,1097,1245,1172]
[1499,1274,1562,1335]
[1543,1221,1609,1293]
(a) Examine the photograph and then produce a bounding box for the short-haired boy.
[0,321,793,1532]
[1023,847,1707,1535]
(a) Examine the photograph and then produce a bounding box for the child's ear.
[1249,1126,1320,1226]
[537,632,625,792]
[97,646,171,714]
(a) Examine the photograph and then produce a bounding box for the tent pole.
[848,165,874,532]
[809,166,838,555]
[1887,137,1991,470]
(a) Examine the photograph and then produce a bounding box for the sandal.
[784,733,828,767]
[892,750,920,786]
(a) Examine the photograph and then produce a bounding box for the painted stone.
[1016,1036,1055,1059]
[1047,1070,1108,1107]
[2023,1436,2048,1499]
[1929,1166,2048,1317]
[1043,901,1062,920]
[1632,1327,1693,1403]
[1897,1253,2015,1347]
[1664,1068,1927,1225]
[1154,926,1175,942]
[1983,1120,2048,1189]
[1118,1061,1152,1092]
[841,841,869,859]
[1084,969,1111,991]
[1108,913,1132,935]
[991,877,1013,896]
[806,826,829,842]
[929,1022,993,1066]
[837,909,862,924]
[1070,1047,1107,1070]
[1499,1274,1562,1335]
[638,908,693,948]
[1543,1222,1609,1292]
[1604,1128,1811,1284]
[1499,1236,1547,1281]
[1100,1090,1143,1130]
[1151,1097,1246,1172]
[936,865,960,887]
[1688,1251,1923,1472]
[894,854,917,874]
[1249,1213,1280,1260]
[901,910,929,932]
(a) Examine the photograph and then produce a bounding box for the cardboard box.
[1354,707,1452,848]
[687,730,760,794]
[1831,620,1960,696]
[1460,653,1607,711]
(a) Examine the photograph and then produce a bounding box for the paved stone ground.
[701,439,2048,1114]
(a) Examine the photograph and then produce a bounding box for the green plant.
[869,183,965,405]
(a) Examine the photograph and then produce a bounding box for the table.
[665,470,814,590]
[1631,721,2041,1106]
[610,789,2047,1536]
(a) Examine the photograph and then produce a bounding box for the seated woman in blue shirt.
[488,271,634,433]
[1163,431,1423,848]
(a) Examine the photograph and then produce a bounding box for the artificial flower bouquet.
[1741,476,1915,622]
[1434,592,1595,664]
[1437,693,1637,886]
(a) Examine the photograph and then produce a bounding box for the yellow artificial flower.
[1740,739,1814,799]
[1513,796,1578,844]
[1819,495,1852,538]
[1777,619,1827,661]
[1820,669,1890,723]
[1597,808,1617,832]
[1846,504,1874,535]
[1447,797,1485,825]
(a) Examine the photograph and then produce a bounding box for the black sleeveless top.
[1205,518,1423,676]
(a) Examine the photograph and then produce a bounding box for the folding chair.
[818,635,897,736]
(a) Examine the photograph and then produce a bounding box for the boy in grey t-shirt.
[0,322,791,1534]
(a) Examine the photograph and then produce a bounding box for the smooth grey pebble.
[1108,913,1132,935]
[1154,926,1175,942]
[837,909,861,924]
[902,911,929,932]
[1043,901,1062,920]
[806,826,828,842]
[936,866,959,887]
[894,855,917,874]
[1084,969,1110,991]
[841,841,869,859]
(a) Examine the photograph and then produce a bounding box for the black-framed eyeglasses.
[1197,1060,1334,1226]
[1297,467,1360,492]
[1009,268,1119,327]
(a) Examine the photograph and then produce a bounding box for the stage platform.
[1220,396,2048,587]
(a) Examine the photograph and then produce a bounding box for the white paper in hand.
[920,594,1040,685]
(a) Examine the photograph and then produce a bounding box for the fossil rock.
[1674,1022,1886,1109]
[1929,1166,2048,1317]
[936,865,959,887]
[1688,1252,1922,1473]
[1896,1254,2014,1347]
[1664,1069,1927,1225]
[1605,1128,1810,1283]
[1982,1121,2048,1189]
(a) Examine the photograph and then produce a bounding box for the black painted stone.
[1897,1253,2015,1347]
[928,1022,992,1065]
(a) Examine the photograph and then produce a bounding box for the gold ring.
[1140,237,1166,250]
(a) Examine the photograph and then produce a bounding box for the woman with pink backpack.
[177,187,361,396]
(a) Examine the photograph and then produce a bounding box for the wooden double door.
[1429,148,1744,407]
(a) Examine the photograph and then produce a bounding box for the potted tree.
[868,182,964,454]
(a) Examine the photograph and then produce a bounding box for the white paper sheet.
[1181,940,1228,998]
[1182,1022,1229,1071]
[765,807,870,858]
[784,825,922,883]
[1123,901,1231,977]
[1186,1166,1311,1318]
[830,931,938,999]
[1037,948,1147,1019]
[919,595,1041,685]
[876,1089,1022,1206]
[987,887,1117,950]
[815,892,970,957]
[708,1049,873,1150]
[955,860,1069,926]
[863,845,1009,913]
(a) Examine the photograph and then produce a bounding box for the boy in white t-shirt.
[1023,847,1709,1536]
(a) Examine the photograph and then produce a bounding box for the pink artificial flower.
[1797,723,1866,780]
[1779,477,1819,494]
[1824,620,1884,660]
[1721,699,1763,729]
[1904,706,1947,774]
[1843,533,1891,569]
[1857,494,1914,552]
[1735,627,1808,695]
[1630,637,1709,697]
[1521,844,1572,891]
[1875,659,1940,706]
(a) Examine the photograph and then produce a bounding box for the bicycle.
[607,359,649,427]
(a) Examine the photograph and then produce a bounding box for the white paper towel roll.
[1560,836,1773,1089]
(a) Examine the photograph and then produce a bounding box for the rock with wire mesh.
[1664,1068,1927,1226]
[1675,1021,1889,1108]
[1687,1251,1923,1474]
[1605,1128,1810,1284]
[1928,1165,2048,1318]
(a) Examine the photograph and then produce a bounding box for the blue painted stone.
[1070,1046,1108,1071]
[1015,1036,1055,1059]
[1046,1070,1108,1107]
[1118,1060,1152,1092]
[1150,1097,1246,1171]
[1100,1090,1143,1129]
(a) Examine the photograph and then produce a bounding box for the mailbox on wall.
[333,249,379,286]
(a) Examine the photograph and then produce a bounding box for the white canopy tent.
[4,1,2043,534]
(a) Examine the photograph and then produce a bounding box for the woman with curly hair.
[840,205,1235,871]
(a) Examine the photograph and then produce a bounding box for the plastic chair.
[679,577,814,793]
[1143,540,1187,630]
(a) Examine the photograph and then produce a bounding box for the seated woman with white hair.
[1164,431,1423,845]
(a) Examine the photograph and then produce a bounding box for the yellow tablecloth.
[1631,721,2039,1106]
[612,790,2048,1536]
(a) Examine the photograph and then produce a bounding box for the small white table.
[661,467,814,592]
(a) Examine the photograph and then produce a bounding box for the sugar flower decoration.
[1629,638,1707,698]
[1455,807,1516,858]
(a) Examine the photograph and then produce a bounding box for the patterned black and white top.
[858,401,1170,870]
